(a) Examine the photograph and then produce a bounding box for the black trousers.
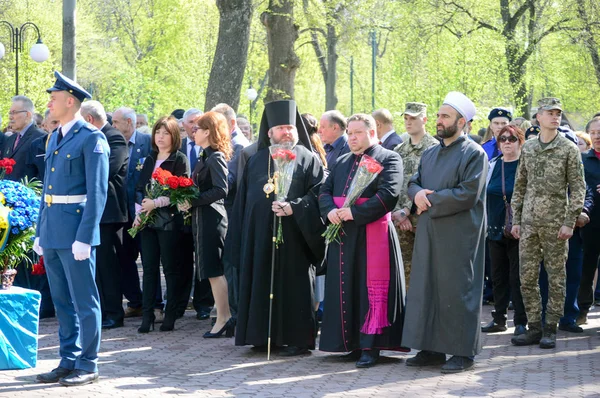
[578,226,600,313]
[118,217,143,309]
[140,228,183,317]
[225,204,238,316]
[488,237,527,326]
[96,223,125,322]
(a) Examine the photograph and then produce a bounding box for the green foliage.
[0,0,599,132]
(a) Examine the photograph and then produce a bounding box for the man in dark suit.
[211,104,250,320]
[178,108,215,320]
[2,95,46,180]
[112,107,152,318]
[28,110,59,184]
[319,110,350,170]
[4,96,53,318]
[372,108,402,150]
[81,101,129,329]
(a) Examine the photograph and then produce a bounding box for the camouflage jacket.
[511,133,586,228]
[394,133,439,216]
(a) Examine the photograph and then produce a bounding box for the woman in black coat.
[191,111,234,337]
[134,116,189,333]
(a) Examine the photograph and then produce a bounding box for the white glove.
[72,241,91,261]
[33,237,43,256]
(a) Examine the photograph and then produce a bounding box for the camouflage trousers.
[397,228,415,289]
[519,225,568,326]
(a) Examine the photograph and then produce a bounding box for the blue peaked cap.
[46,71,92,102]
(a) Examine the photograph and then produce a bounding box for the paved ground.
[1,304,600,397]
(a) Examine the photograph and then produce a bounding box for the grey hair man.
[211,103,250,209]
[211,103,250,320]
[319,110,349,169]
[136,114,148,128]
[81,100,130,331]
[3,95,46,181]
[237,116,253,142]
[112,107,137,142]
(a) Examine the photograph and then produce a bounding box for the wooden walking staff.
[264,166,279,361]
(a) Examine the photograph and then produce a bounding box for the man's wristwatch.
[400,209,407,218]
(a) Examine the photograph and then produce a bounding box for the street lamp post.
[0,21,50,95]
[370,30,376,111]
[246,85,258,132]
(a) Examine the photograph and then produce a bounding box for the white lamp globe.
[246,87,258,101]
[30,41,49,63]
[0,42,5,60]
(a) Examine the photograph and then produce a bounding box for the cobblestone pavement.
[1,305,599,397]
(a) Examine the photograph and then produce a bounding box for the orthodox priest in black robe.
[402,92,488,374]
[227,100,325,356]
[319,113,407,368]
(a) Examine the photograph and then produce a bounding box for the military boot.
[539,324,557,349]
[511,322,542,346]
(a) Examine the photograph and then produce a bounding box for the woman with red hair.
[191,111,234,337]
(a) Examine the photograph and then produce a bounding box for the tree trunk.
[262,0,300,102]
[205,0,253,111]
[62,0,76,80]
[577,2,600,88]
[325,23,338,111]
[505,39,530,118]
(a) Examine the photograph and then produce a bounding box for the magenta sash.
[334,197,391,334]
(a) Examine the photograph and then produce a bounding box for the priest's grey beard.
[270,136,299,147]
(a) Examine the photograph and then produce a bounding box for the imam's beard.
[437,120,460,139]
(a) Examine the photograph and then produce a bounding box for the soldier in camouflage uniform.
[510,97,586,349]
[392,102,439,287]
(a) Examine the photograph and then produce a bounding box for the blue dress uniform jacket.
[36,120,110,249]
[126,131,152,219]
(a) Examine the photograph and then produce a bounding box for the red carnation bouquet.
[32,255,46,275]
[0,158,16,180]
[128,168,198,237]
[322,155,384,244]
[269,144,297,247]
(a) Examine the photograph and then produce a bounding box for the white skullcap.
[443,91,476,122]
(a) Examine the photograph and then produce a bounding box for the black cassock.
[318,144,407,352]
[227,145,325,348]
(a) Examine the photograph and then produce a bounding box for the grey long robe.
[401,135,488,357]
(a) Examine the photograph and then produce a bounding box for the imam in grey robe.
[401,135,488,357]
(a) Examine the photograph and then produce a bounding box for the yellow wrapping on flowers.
[0,202,12,252]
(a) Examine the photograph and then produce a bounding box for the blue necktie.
[189,141,198,170]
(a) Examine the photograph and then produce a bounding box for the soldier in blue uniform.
[34,71,110,387]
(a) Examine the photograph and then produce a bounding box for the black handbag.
[150,206,183,231]
[501,160,516,240]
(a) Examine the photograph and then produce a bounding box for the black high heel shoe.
[203,318,235,338]
[138,314,155,333]
[160,312,176,332]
